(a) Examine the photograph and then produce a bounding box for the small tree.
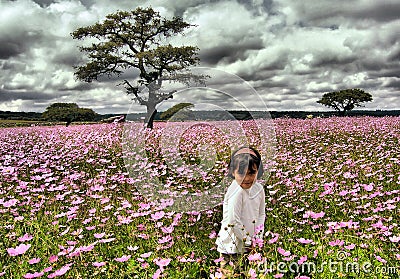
[317,88,373,115]
[42,103,97,126]
[72,7,201,128]
[160,103,194,120]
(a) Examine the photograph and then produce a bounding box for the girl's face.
[233,165,258,189]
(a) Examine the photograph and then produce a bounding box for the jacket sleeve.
[255,188,266,238]
[227,189,251,245]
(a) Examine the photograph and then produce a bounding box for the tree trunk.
[146,89,159,129]
[146,108,157,129]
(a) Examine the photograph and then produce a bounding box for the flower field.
[0,116,399,278]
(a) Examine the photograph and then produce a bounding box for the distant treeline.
[0,111,116,121]
[0,111,43,120]
[148,110,400,120]
[269,110,400,119]
[1,110,400,122]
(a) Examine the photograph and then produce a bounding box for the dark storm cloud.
[30,0,95,8]
[52,48,84,67]
[369,69,400,79]
[200,38,263,65]
[388,47,400,62]
[347,2,400,23]
[0,60,26,71]
[385,79,400,90]
[309,52,357,68]
[30,0,54,7]
[1,0,399,112]
[0,30,43,59]
[237,0,274,15]
[285,0,400,25]
[59,82,94,91]
[169,0,221,17]
[0,89,50,102]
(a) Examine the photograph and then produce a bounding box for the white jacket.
[216,180,265,254]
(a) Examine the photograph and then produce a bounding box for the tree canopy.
[72,7,200,128]
[317,88,373,114]
[42,103,97,126]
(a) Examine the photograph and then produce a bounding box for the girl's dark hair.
[228,146,264,179]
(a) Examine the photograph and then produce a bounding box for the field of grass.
[0,117,399,278]
[0,120,100,128]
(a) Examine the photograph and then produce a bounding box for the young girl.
[216,146,266,270]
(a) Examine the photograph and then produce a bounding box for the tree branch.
[123,80,147,105]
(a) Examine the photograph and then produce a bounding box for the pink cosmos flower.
[23,271,44,278]
[274,274,284,278]
[268,233,279,244]
[248,268,257,279]
[127,245,139,251]
[140,252,152,258]
[154,258,171,269]
[94,233,106,239]
[363,183,374,191]
[28,258,41,264]
[3,199,18,208]
[152,269,162,279]
[208,231,217,239]
[313,250,318,258]
[47,264,71,278]
[115,255,131,262]
[374,255,387,264]
[2,166,15,175]
[328,239,344,247]
[283,255,295,262]
[100,238,116,243]
[90,185,104,192]
[253,237,264,248]
[92,262,106,267]
[297,238,313,244]
[161,226,174,234]
[43,267,52,272]
[310,211,325,219]
[389,235,400,243]
[277,247,291,256]
[151,211,165,221]
[298,255,307,264]
[210,271,223,279]
[18,234,33,242]
[7,243,31,256]
[49,255,58,263]
[158,235,172,244]
[248,253,262,261]
[372,220,388,230]
[344,243,355,250]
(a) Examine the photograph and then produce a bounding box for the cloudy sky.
[1,0,399,114]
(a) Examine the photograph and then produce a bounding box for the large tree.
[42,103,97,126]
[72,7,200,128]
[317,88,373,115]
